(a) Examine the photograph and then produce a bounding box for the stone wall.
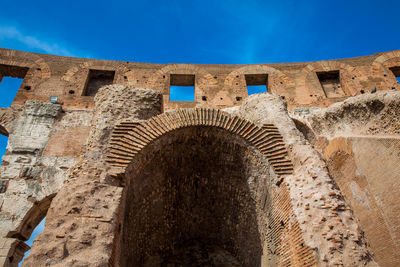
[228,94,377,266]
[0,47,399,266]
[0,101,84,266]
[21,85,163,266]
[294,91,400,267]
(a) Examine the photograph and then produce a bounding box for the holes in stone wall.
[245,74,268,95]
[316,70,345,98]
[83,69,115,96]
[169,74,195,101]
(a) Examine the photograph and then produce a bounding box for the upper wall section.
[1,48,399,111]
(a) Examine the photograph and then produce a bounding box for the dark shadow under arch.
[113,126,276,267]
[107,109,316,267]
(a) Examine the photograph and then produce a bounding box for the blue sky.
[1,0,400,64]
[1,0,400,263]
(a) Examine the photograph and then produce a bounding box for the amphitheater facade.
[0,48,399,266]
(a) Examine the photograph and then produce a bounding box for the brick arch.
[147,64,218,90]
[106,108,293,176]
[0,52,51,80]
[61,61,126,83]
[223,65,295,93]
[61,61,127,95]
[107,109,320,266]
[372,51,400,90]
[373,50,400,66]
[301,61,364,97]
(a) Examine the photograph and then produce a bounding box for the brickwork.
[0,48,399,111]
[294,91,400,267]
[323,137,400,266]
[107,109,293,176]
[0,48,398,266]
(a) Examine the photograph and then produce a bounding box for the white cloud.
[0,26,79,57]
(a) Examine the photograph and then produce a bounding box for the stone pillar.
[23,85,162,266]
[0,101,76,267]
[235,93,377,266]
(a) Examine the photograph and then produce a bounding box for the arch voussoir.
[106,108,294,176]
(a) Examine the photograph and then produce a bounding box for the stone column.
[23,85,162,266]
[0,101,67,267]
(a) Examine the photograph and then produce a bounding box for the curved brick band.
[107,108,293,176]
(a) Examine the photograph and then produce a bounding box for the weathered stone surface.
[305,90,400,138]
[22,85,163,267]
[292,92,400,266]
[226,93,377,266]
[89,85,162,149]
[0,106,22,136]
[323,137,400,266]
[0,99,82,266]
[8,101,61,154]
[23,101,61,118]
[1,47,400,267]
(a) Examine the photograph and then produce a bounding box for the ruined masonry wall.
[0,47,399,266]
[293,91,400,266]
[21,85,163,266]
[227,94,376,266]
[0,101,89,266]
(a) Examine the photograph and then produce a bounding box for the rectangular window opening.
[83,69,115,96]
[0,64,28,108]
[169,74,195,101]
[316,70,344,98]
[389,66,400,84]
[245,74,268,95]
